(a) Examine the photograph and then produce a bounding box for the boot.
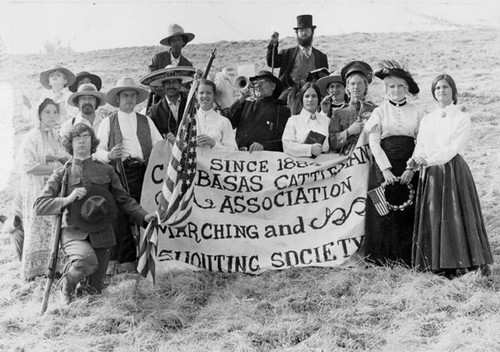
[59,276,76,305]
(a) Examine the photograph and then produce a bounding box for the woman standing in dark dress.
[364,61,424,266]
[410,74,493,277]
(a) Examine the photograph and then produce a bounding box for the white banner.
[141,136,370,274]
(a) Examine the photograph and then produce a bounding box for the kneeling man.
[35,123,157,303]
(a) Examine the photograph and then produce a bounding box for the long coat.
[266,44,328,88]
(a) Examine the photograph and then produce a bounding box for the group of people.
[6,14,493,305]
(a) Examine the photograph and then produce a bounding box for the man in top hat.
[94,77,162,271]
[229,70,291,152]
[329,61,377,152]
[267,15,329,95]
[68,71,103,93]
[143,66,196,142]
[60,83,107,138]
[317,71,348,117]
[35,123,157,303]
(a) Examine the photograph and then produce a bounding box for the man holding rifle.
[94,77,162,273]
[35,123,157,304]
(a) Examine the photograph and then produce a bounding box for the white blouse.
[282,109,330,157]
[412,104,470,166]
[365,100,424,171]
[196,108,237,151]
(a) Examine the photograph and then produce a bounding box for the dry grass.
[0,28,499,351]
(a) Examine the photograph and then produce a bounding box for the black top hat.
[341,61,374,84]
[70,186,117,233]
[250,70,283,98]
[294,14,317,30]
[69,71,103,93]
[374,60,420,95]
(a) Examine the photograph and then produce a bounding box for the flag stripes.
[367,185,389,216]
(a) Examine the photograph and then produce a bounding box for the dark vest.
[108,112,153,163]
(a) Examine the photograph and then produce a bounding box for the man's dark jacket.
[147,92,188,137]
[266,44,328,88]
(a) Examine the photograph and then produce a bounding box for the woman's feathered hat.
[375,60,420,95]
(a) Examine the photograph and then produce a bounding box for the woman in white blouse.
[409,74,493,278]
[282,82,329,158]
[195,79,237,152]
[364,61,424,266]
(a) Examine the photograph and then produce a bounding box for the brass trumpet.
[235,76,255,100]
[235,76,252,91]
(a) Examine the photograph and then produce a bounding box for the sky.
[0,0,499,54]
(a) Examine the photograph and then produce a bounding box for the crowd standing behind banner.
[6,14,494,304]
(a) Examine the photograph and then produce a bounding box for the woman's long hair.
[431,74,458,105]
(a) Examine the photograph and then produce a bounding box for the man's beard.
[81,103,95,115]
[297,34,313,47]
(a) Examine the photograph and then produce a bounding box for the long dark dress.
[412,155,493,270]
[364,136,418,266]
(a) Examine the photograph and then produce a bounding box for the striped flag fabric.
[157,80,199,228]
[367,185,389,216]
[137,221,158,283]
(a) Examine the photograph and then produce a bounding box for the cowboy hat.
[140,65,196,87]
[294,15,317,30]
[316,71,345,95]
[374,60,420,95]
[106,77,149,107]
[39,65,76,90]
[341,61,374,84]
[159,24,195,47]
[68,83,107,107]
[250,70,283,97]
[69,71,102,93]
[70,186,117,233]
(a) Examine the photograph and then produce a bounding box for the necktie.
[303,47,312,59]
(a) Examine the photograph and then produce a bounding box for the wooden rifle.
[41,163,70,315]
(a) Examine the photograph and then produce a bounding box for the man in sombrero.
[94,77,162,272]
[142,66,196,143]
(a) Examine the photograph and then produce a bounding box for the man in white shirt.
[60,83,106,138]
[95,77,162,272]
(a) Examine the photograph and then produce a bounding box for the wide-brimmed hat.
[294,14,317,30]
[341,61,373,84]
[316,71,345,95]
[375,60,420,95]
[250,70,283,97]
[69,71,102,93]
[106,77,149,107]
[70,186,117,233]
[39,65,76,90]
[159,24,195,47]
[68,83,107,107]
[140,65,196,87]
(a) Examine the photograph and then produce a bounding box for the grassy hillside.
[0,28,499,352]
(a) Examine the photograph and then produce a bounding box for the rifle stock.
[41,164,70,315]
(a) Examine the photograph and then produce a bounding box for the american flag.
[157,80,198,228]
[367,185,389,216]
[137,221,158,283]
